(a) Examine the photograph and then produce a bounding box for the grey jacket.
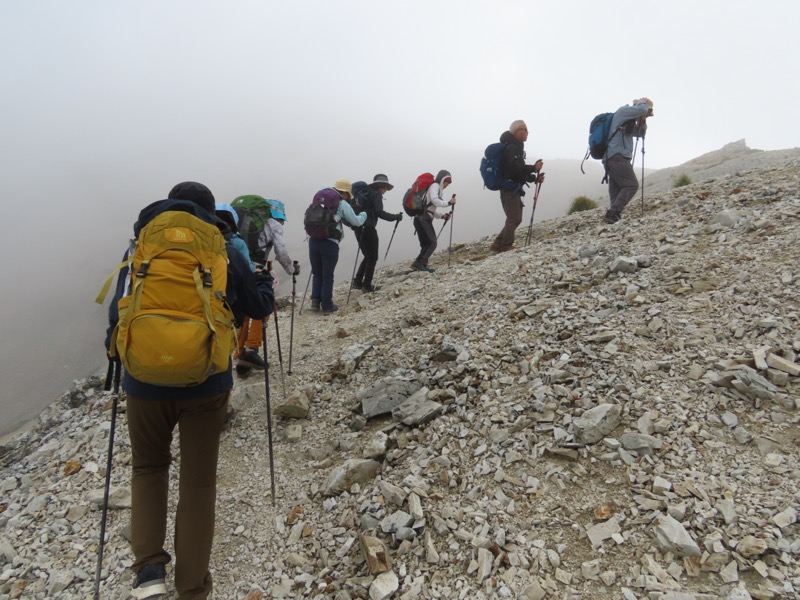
[605,102,650,161]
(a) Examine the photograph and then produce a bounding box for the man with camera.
[603,97,654,224]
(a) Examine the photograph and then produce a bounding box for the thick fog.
[1,0,798,438]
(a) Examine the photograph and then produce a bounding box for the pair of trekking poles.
[259,260,299,508]
[94,261,300,597]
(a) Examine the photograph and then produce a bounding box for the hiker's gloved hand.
[535,173,545,184]
[443,212,452,222]
[255,269,274,286]
[395,213,403,222]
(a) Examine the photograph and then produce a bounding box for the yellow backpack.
[97,211,236,386]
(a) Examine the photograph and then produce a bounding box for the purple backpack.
[303,188,342,241]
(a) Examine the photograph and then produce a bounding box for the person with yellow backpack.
[99,181,274,599]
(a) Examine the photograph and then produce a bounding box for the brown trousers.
[127,392,229,599]
[494,188,523,249]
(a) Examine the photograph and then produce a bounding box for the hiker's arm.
[340,201,367,227]
[104,250,130,351]
[267,220,295,275]
[230,249,274,320]
[427,183,450,208]
[377,209,400,221]
[501,144,529,181]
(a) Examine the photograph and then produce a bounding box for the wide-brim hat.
[368,174,394,191]
[332,178,353,197]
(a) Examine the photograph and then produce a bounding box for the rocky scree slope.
[0,157,799,599]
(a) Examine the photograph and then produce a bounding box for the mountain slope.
[1,155,799,599]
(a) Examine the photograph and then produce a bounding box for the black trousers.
[413,216,437,264]
[354,226,379,285]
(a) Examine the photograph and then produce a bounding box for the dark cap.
[167,181,215,213]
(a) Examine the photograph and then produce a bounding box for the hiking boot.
[351,279,363,290]
[310,298,321,312]
[238,349,266,369]
[132,563,167,599]
[604,210,621,224]
[412,261,434,273]
[489,242,501,252]
[362,283,380,293]
[235,364,251,377]
[498,245,517,252]
[321,304,339,314]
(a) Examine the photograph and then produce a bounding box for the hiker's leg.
[607,155,639,215]
[413,217,425,262]
[498,188,523,248]
[418,218,437,264]
[244,317,263,350]
[234,317,251,359]
[361,227,379,286]
[319,239,340,311]
[309,239,323,302]
[354,227,366,283]
[127,394,178,572]
[173,392,228,600]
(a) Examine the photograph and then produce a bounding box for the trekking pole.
[437,219,448,240]
[299,271,311,315]
[447,199,455,267]
[261,318,276,506]
[640,135,646,217]
[383,219,399,263]
[94,358,121,599]
[272,305,287,398]
[347,244,361,305]
[287,261,298,376]
[267,261,286,397]
[631,137,639,167]
[525,176,544,247]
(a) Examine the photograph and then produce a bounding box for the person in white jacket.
[236,199,299,375]
[410,170,455,272]
[257,199,298,277]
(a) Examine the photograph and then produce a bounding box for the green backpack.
[230,195,287,266]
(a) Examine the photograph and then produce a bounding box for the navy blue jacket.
[106,199,274,400]
[358,187,400,229]
[499,130,538,187]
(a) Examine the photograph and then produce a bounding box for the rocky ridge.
[0,157,799,599]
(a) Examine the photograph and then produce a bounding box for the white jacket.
[423,182,452,220]
[258,218,294,275]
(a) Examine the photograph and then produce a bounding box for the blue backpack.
[581,112,621,176]
[479,142,516,191]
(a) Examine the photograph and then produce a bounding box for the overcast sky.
[0,0,797,436]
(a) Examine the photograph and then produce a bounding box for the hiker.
[411,169,455,272]
[308,179,367,313]
[352,174,403,292]
[603,97,653,224]
[214,203,251,267]
[490,120,545,252]
[232,199,299,375]
[104,182,274,599]
[213,203,264,375]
